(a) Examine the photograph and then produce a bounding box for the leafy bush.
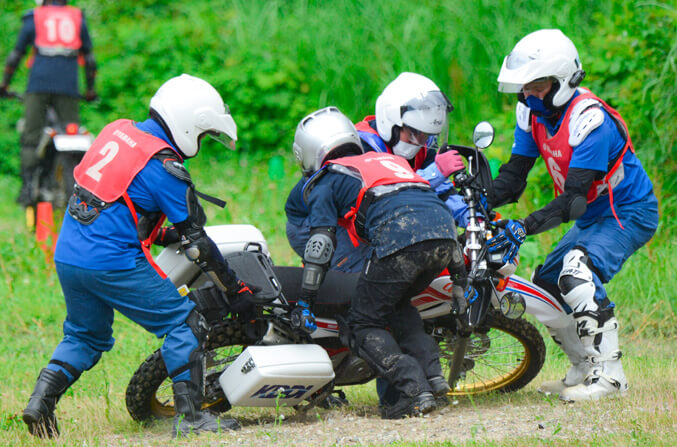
[0,0,673,233]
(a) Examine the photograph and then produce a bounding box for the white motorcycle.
[125,123,570,421]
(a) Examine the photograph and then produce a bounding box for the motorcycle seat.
[271,266,358,318]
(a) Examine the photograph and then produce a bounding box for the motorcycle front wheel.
[125,318,256,422]
[432,309,546,395]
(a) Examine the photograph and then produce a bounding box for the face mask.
[525,95,556,118]
[392,140,421,159]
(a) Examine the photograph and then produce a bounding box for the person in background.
[291,106,472,419]
[488,29,658,401]
[22,74,250,438]
[0,0,98,206]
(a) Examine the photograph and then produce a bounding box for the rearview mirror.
[472,121,494,149]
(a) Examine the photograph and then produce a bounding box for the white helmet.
[293,107,363,177]
[375,72,452,158]
[497,29,585,108]
[149,74,237,158]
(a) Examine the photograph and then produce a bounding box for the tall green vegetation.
[1,1,674,176]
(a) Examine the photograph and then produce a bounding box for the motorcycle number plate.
[53,134,93,152]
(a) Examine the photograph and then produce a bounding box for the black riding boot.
[172,381,240,437]
[23,368,70,438]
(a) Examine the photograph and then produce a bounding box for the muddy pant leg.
[376,302,442,406]
[348,242,450,398]
[352,327,432,398]
[390,302,443,378]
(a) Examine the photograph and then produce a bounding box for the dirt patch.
[115,397,636,446]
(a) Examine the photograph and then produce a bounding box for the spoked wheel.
[432,310,545,395]
[125,319,256,421]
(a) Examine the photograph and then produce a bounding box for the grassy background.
[0,0,675,445]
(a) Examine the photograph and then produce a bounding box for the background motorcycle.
[5,91,94,228]
[125,123,565,421]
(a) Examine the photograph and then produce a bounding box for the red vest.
[34,6,83,56]
[531,90,634,227]
[354,116,429,171]
[327,152,429,245]
[74,120,180,278]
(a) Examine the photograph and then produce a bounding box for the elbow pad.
[2,50,22,86]
[565,195,587,222]
[5,50,22,71]
[301,227,336,293]
[523,191,589,235]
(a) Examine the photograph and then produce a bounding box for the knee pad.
[558,249,597,312]
[169,309,209,389]
[350,328,400,377]
[186,308,209,345]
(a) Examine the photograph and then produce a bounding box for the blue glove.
[487,219,526,264]
[464,285,479,304]
[291,300,317,333]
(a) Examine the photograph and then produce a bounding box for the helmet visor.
[400,90,453,135]
[206,130,236,150]
[401,124,432,146]
[498,51,561,93]
[505,51,531,70]
[202,107,238,150]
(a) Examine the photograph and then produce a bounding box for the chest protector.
[531,89,635,228]
[314,152,430,246]
[355,116,429,171]
[34,6,83,57]
[72,119,182,277]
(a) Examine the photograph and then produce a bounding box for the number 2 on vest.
[86,141,119,182]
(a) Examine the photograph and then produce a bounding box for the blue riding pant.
[537,194,658,311]
[48,258,197,383]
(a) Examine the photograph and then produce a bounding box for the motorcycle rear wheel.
[125,318,256,422]
[52,153,80,209]
[433,309,546,395]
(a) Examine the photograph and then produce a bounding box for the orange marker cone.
[36,201,57,263]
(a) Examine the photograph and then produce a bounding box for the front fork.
[447,278,493,388]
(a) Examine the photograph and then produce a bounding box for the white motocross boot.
[538,321,591,395]
[559,314,628,401]
[557,249,628,402]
